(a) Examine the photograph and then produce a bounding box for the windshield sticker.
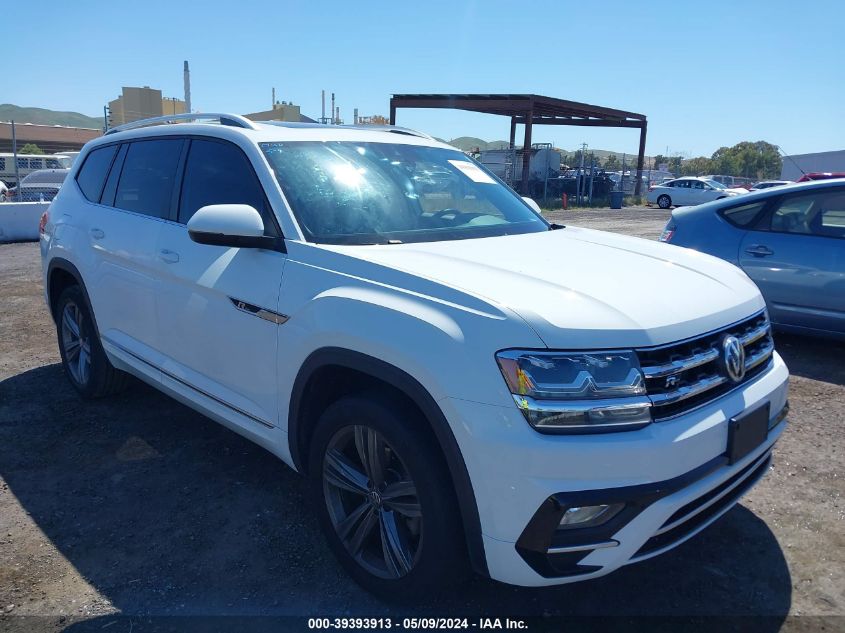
[448,160,496,184]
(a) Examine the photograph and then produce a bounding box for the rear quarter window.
[76,145,118,202]
[719,201,767,227]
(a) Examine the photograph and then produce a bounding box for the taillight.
[658,221,675,243]
[39,210,49,236]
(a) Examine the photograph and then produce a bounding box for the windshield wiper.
[548,223,565,230]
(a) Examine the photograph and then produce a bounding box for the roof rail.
[349,124,434,140]
[105,113,258,135]
[258,120,434,140]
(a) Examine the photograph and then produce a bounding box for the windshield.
[260,141,549,244]
[705,179,727,189]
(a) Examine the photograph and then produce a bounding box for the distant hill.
[447,137,511,152]
[0,104,103,129]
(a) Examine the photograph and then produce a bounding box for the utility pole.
[576,142,587,205]
[11,120,20,189]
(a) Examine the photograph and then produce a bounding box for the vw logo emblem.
[721,335,746,383]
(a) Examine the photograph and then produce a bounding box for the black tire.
[309,393,468,600]
[55,285,128,399]
[657,194,672,209]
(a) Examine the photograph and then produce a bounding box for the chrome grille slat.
[636,311,774,420]
[745,340,774,371]
[641,348,719,379]
[648,374,728,406]
[739,323,770,347]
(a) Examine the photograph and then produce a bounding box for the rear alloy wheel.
[61,300,92,386]
[310,394,467,599]
[657,194,672,209]
[55,285,128,398]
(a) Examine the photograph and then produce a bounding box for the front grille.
[637,311,774,420]
[633,451,772,558]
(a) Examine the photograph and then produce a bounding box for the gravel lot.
[1,208,843,630]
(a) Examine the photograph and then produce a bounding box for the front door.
[154,137,287,428]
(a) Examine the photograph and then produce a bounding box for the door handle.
[745,245,774,257]
[89,228,105,240]
[158,249,180,264]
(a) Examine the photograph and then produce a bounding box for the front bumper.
[440,351,789,587]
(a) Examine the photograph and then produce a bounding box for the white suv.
[40,113,789,598]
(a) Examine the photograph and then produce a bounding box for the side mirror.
[187,204,275,249]
[522,197,542,214]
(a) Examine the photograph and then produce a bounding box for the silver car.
[659,179,845,340]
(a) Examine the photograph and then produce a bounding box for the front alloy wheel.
[323,425,423,579]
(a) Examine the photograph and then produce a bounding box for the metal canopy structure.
[389,93,648,195]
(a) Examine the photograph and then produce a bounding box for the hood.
[321,227,765,349]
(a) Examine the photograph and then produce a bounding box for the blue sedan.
[659,179,845,340]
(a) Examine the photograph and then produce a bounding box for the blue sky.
[9,0,844,157]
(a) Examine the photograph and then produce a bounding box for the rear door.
[153,137,287,428]
[738,187,845,334]
[77,139,184,365]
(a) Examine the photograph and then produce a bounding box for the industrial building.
[107,86,186,126]
[244,101,315,123]
[781,150,845,180]
[0,122,100,154]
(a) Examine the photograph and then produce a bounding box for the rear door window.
[114,139,184,218]
[767,190,845,238]
[75,145,118,202]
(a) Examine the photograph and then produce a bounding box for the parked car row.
[648,172,845,208]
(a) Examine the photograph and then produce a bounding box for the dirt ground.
[1,208,843,630]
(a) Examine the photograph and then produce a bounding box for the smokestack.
[331,93,336,124]
[272,87,275,109]
[183,61,191,113]
[321,90,326,124]
[336,106,340,125]
[354,108,359,125]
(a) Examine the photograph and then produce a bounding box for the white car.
[647,177,746,208]
[39,113,789,598]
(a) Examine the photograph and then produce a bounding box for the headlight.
[495,350,652,433]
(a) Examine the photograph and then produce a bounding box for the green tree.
[652,154,668,168]
[19,143,44,155]
[680,156,713,176]
[710,141,781,179]
[603,154,619,170]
